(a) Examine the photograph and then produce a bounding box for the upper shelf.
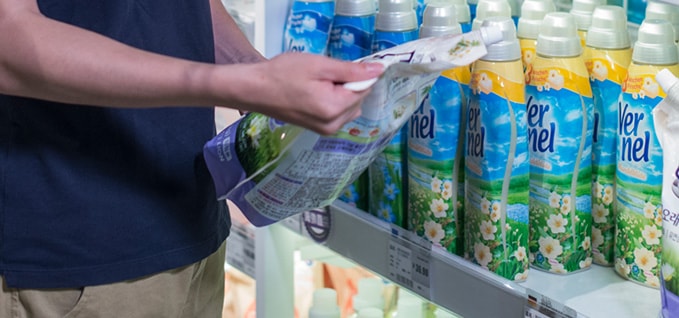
[278,201,661,318]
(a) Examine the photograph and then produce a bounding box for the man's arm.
[209,0,265,65]
[0,1,383,134]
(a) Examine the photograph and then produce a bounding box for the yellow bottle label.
[530,56,592,98]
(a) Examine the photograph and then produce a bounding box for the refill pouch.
[204,27,502,226]
[655,69,679,316]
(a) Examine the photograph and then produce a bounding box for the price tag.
[387,228,431,298]
[226,224,256,278]
[525,289,578,318]
[525,306,553,318]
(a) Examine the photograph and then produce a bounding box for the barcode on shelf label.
[387,233,431,298]
[225,224,256,277]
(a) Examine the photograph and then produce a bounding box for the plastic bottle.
[470,0,511,30]
[283,0,336,55]
[466,16,530,281]
[349,278,385,317]
[517,0,555,84]
[583,5,632,267]
[654,68,679,318]
[450,0,473,32]
[527,12,594,275]
[328,0,376,61]
[373,0,419,52]
[330,0,375,212]
[309,288,341,318]
[645,1,679,55]
[369,0,418,228]
[407,0,466,256]
[614,19,679,288]
[569,0,605,48]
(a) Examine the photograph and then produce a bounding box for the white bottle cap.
[569,0,605,31]
[657,68,679,93]
[633,19,679,65]
[449,0,471,24]
[517,0,555,40]
[536,12,582,57]
[585,5,630,50]
[646,1,679,43]
[309,288,341,318]
[471,0,511,30]
[356,308,384,318]
[376,0,418,31]
[352,278,384,312]
[507,0,520,19]
[336,0,377,16]
[481,17,521,61]
[394,297,424,318]
[420,1,463,38]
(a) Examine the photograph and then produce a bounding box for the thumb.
[320,60,385,84]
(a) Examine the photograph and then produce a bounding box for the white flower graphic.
[581,237,591,250]
[442,180,453,193]
[423,220,445,244]
[480,220,497,241]
[490,208,501,223]
[430,177,442,193]
[549,192,561,208]
[474,243,492,267]
[593,252,608,265]
[603,185,613,197]
[560,202,571,215]
[643,202,656,219]
[547,214,568,234]
[593,182,603,199]
[641,225,661,245]
[538,236,563,260]
[480,197,491,215]
[663,264,675,281]
[430,198,449,218]
[592,203,608,223]
[615,258,631,276]
[514,246,527,261]
[634,248,658,271]
[602,193,613,205]
[592,228,604,248]
[579,257,592,269]
[549,263,567,274]
[441,188,453,200]
[491,202,501,218]
[646,275,660,288]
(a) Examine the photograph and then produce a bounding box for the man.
[0,0,383,317]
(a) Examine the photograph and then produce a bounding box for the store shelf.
[280,201,661,318]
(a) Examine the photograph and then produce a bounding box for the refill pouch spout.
[204,27,503,227]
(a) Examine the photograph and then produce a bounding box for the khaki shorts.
[0,242,226,318]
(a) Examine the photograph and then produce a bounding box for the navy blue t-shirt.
[0,0,230,288]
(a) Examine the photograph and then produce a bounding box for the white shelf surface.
[280,201,662,318]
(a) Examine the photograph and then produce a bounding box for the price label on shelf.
[525,289,579,318]
[225,223,256,278]
[387,227,432,298]
[525,306,553,318]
